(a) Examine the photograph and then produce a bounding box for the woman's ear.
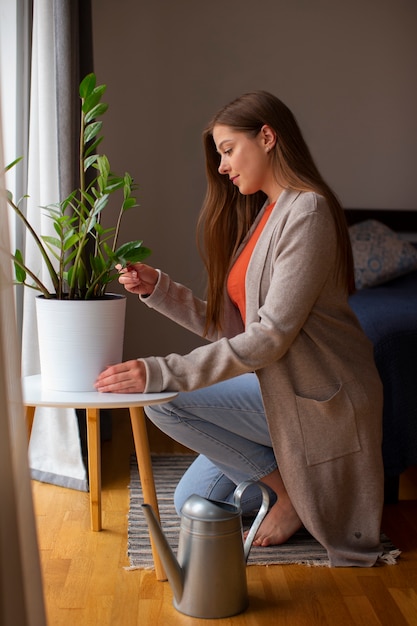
[260,124,277,152]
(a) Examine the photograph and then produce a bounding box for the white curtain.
[0,57,46,626]
[2,0,88,490]
[25,0,88,490]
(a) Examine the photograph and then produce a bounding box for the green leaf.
[42,235,61,248]
[84,154,99,171]
[79,189,95,211]
[84,136,104,159]
[68,256,88,293]
[96,155,110,176]
[63,233,80,250]
[122,197,137,210]
[84,121,102,144]
[104,180,124,193]
[79,73,96,99]
[114,241,152,266]
[77,262,88,291]
[92,193,109,217]
[52,222,63,237]
[60,189,78,211]
[83,85,106,114]
[63,247,78,266]
[84,102,108,124]
[93,222,106,236]
[13,249,26,283]
[5,156,23,172]
[90,255,107,274]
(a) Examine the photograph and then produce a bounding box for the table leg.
[129,406,167,581]
[86,408,101,531]
[25,405,36,443]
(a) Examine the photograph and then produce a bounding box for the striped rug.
[127,454,399,569]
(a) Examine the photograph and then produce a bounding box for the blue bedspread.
[349,270,417,477]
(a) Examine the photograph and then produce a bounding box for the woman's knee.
[173,455,236,515]
[173,455,277,516]
[144,401,178,428]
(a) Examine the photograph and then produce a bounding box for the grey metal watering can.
[142,480,269,619]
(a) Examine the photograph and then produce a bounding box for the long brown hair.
[198,91,354,334]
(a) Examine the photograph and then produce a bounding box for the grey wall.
[91,0,417,360]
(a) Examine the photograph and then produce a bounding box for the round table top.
[22,375,178,409]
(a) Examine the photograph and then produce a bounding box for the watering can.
[142,480,269,619]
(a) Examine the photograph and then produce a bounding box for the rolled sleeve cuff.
[139,270,170,308]
[141,357,164,393]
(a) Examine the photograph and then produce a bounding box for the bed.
[345,209,417,502]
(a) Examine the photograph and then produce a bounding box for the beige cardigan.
[141,189,384,567]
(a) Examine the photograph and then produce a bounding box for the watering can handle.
[233,480,270,561]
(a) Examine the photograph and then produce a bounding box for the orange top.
[227,203,275,324]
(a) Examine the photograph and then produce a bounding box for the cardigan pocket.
[295,382,361,466]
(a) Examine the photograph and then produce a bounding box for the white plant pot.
[35,294,126,392]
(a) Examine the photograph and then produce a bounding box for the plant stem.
[11,255,51,297]
[7,198,59,294]
[112,204,124,252]
[68,93,88,299]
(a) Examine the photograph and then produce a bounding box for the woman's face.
[212,124,282,202]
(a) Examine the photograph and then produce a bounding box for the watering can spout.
[141,504,184,604]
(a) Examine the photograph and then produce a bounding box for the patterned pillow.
[349,219,417,289]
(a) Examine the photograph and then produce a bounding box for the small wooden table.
[23,374,177,580]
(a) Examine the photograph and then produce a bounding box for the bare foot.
[250,496,302,546]
[246,468,302,546]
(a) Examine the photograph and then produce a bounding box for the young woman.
[95,91,384,567]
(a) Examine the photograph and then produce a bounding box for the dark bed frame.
[344,208,416,234]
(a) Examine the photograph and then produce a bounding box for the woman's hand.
[95,360,147,393]
[117,263,158,297]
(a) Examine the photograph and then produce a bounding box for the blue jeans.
[144,373,278,515]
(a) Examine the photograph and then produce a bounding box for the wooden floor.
[32,409,417,626]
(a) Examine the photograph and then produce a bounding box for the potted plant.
[5,73,151,391]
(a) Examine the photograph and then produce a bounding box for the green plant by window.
[6,73,151,299]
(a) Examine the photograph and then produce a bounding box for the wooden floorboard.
[31,409,417,625]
